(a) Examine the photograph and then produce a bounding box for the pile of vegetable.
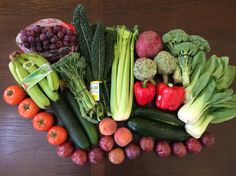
[2,3,236,166]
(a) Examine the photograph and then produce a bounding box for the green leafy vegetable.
[90,23,105,81]
[52,53,98,123]
[72,4,93,81]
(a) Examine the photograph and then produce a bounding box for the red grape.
[64,35,71,42]
[51,37,57,43]
[43,44,50,51]
[36,43,43,52]
[24,42,30,48]
[63,41,69,46]
[62,27,67,34]
[56,41,63,48]
[50,44,57,50]
[40,34,47,41]
[22,35,28,43]
[46,32,53,39]
[28,36,35,44]
[33,25,41,33]
[66,29,72,35]
[57,31,64,40]
[71,35,77,42]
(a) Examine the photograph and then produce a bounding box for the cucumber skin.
[53,92,90,149]
[132,107,185,127]
[128,118,189,141]
[64,89,98,145]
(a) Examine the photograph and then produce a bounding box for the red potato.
[139,137,154,152]
[114,127,133,147]
[99,118,117,135]
[108,148,125,165]
[71,149,88,166]
[155,141,171,157]
[172,142,187,157]
[56,141,74,158]
[88,147,104,164]
[200,132,215,148]
[135,31,163,58]
[99,135,115,152]
[185,138,202,154]
[125,143,141,160]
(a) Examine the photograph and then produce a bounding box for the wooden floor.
[0,0,236,175]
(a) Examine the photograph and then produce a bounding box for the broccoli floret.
[172,42,198,86]
[134,58,157,81]
[154,51,177,84]
[189,35,210,52]
[162,29,189,53]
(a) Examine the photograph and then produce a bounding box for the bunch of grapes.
[20,24,77,62]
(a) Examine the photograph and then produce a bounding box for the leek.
[110,25,138,121]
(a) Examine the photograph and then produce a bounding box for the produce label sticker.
[90,81,101,101]
[22,64,52,90]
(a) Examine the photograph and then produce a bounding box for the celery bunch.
[110,25,138,121]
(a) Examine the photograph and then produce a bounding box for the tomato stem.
[37,118,45,128]
[7,90,13,96]
[50,131,57,138]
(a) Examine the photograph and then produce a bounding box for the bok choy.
[185,94,236,138]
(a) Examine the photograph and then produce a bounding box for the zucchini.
[64,89,98,145]
[52,91,90,149]
[132,107,185,127]
[127,118,189,141]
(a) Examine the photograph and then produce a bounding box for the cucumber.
[132,107,185,127]
[127,118,189,141]
[64,89,98,145]
[52,91,90,149]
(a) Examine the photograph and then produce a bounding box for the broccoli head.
[154,51,177,84]
[162,29,189,53]
[189,35,210,52]
[171,42,199,87]
[172,42,198,57]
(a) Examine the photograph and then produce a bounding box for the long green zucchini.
[132,107,185,127]
[127,118,189,141]
[52,91,90,149]
[64,89,98,145]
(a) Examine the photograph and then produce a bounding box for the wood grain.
[0,0,236,176]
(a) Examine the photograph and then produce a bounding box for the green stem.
[163,74,168,84]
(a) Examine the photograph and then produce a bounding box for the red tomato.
[3,85,27,105]
[18,98,40,118]
[32,112,54,132]
[47,126,68,145]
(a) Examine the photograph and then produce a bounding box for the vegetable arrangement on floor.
[2,3,236,166]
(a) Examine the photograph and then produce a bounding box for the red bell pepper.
[134,81,155,106]
[155,82,185,111]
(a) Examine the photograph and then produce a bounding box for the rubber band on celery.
[90,81,102,101]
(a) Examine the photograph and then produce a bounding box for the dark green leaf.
[90,23,105,80]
